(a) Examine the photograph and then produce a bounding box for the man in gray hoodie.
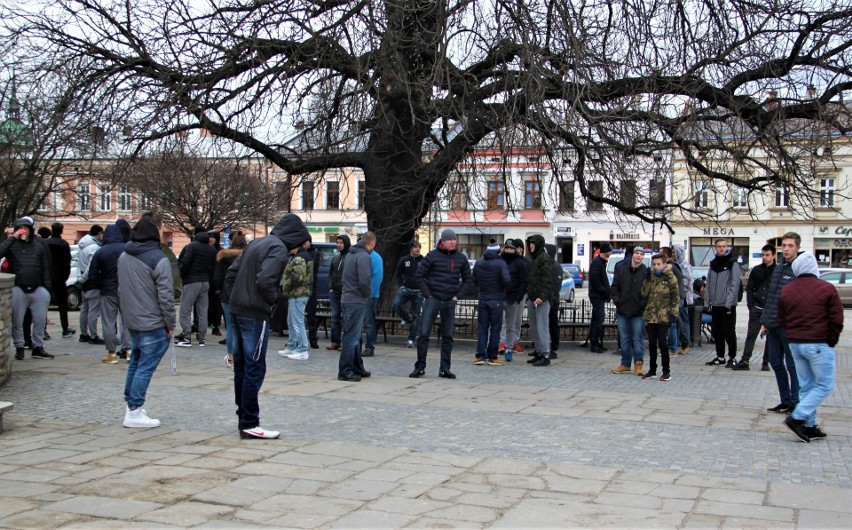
[673,244,693,354]
[338,232,376,382]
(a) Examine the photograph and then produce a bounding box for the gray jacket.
[341,242,372,305]
[117,239,176,332]
[706,251,741,309]
[674,244,694,304]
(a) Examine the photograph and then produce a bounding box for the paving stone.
[135,502,234,526]
[10,448,81,466]
[539,474,608,496]
[796,508,852,528]
[701,487,765,505]
[249,493,363,515]
[232,461,355,482]
[318,478,400,502]
[767,482,852,512]
[368,496,453,515]
[247,511,338,528]
[191,483,279,507]
[492,497,686,528]
[327,509,416,528]
[0,480,60,498]
[595,491,663,509]
[423,503,499,524]
[43,495,163,518]
[0,509,89,529]
[692,499,794,522]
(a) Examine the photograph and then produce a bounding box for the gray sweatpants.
[100,295,121,353]
[79,289,101,337]
[179,281,209,341]
[503,302,522,350]
[527,299,551,357]
[12,286,50,348]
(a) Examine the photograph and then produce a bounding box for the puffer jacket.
[329,235,351,293]
[226,214,309,321]
[545,244,562,304]
[761,252,802,329]
[0,218,51,292]
[502,251,528,304]
[588,254,611,301]
[526,235,559,302]
[473,248,510,301]
[415,241,472,300]
[611,260,648,318]
[88,224,126,297]
[179,232,217,284]
[642,269,679,324]
[706,251,741,309]
[674,244,693,304]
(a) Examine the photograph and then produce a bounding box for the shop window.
[457,234,502,261]
[690,236,751,270]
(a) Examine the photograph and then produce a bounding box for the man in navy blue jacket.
[89,224,127,364]
[472,244,510,365]
[409,229,472,379]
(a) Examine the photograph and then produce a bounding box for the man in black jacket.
[0,216,53,360]
[302,235,322,349]
[472,243,510,365]
[501,240,527,362]
[175,229,217,347]
[526,235,560,366]
[225,213,309,439]
[46,222,75,338]
[588,243,613,353]
[610,248,648,375]
[88,224,127,364]
[393,240,424,348]
[325,234,350,350]
[733,244,775,371]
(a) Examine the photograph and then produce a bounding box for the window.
[558,181,574,212]
[302,181,314,210]
[693,179,709,209]
[138,192,152,211]
[587,180,603,211]
[117,186,132,211]
[274,180,291,210]
[326,181,340,210]
[486,181,504,210]
[732,186,748,209]
[648,178,665,208]
[98,184,111,212]
[449,180,467,210]
[620,180,636,209]
[38,191,61,212]
[357,180,365,208]
[819,177,835,207]
[775,185,789,208]
[524,180,542,209]
[78,183,91,211]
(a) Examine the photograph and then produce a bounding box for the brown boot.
[102,352,119,364]
[611,365,631,374]
[634,361,644,376]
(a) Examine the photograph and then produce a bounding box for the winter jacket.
[761,252,802,329]
[213,248,242,304]
[545,244,562,304]
[45,236,72,286]
[395,253,423,290]
[88,225,126,297]
[779,278,843,347]
[117,220,175,332]
[76,233,102,290]
[665,260,684,299]
[178,232,217,285]
[473,248,510,301]
[588,254,611,301]
[226,214,309,321]
[303,245,320,287]
[674,244,693,304]
[415,242,472,301]
[502,251,528,304]
[642,269,679,324]
[706,251,741,309]
[746,262,775,310]
[0,218,51,292]
[611,261,648,318]
[282,251,312,299]
[370,250,383,298]
[329,235,351,293]
[341,241,372,304]
[526,235,559,302]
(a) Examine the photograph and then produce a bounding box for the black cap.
[599,242,613,253]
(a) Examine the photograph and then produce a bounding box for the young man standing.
[734,244,776,371]
[587,243,613,353]
[704,239,741,367]
[501,240,528,362]
[611,248,648,375]
[326,235,350,351]
[641,253,680,381]
[89,224,127,364]
[46,222,75,338]
[525,234,560,367]
[117,216,175,427]
[363,244,383,357]
[338,232,376,381]
[226,213,309,439]
[778,252,843,442]
[472,243,510,366]
[78,224,105,345]
[175,229,217,347]
[393,241,424,348]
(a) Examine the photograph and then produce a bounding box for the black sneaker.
[783,416,810,442]
[219,338,227,345]
[641,371,657,379]
[725,358,735,368]
[660,372,671,381]
[532,357,550,367]
[43,331,51,340]
[805,426,827,440]
[549,352,558,359]
[79,334,91,343]
[706,357,726,366]
[527,354,542,364]
[732,360,750,371]
[89,336,105,345]
[767,403,792,413]
[590,344,604,353]
[761,363,770,371]
[197,339,205,347]
[31,347,54,360]
[15,347,24,360]
[439,370,456,379]
[409,369,425,378]
[362,349,374,357]
[62,329,76,338]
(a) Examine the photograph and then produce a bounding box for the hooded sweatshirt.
[77,233,103,288]
[0,217,51,292]
[179,232,217,284]
[226,214,309,321]
[88,224,126,297]
[706,250,740,308]
[502,249,528,304]
[779,252,844,346]
[329,235,351,294]
[117,219,176,332]
[342,241,373,304]
[526,235,559,302]
[46,226,72,286]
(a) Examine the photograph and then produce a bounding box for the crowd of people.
[1,217,842,443]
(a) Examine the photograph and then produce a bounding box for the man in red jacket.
[778,251,843,442]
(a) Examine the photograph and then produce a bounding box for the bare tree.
[4,0,850,284]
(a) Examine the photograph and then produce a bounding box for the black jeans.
[305,291,318,344]
[741,307,765,363]
[710,306,737,359]
[549,301,560,352]
[589,298,606,344]
[53,281,70,332]
[646,323,670,374]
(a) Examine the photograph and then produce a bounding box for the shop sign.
[612,232,640,240]
[832,226,852,237]
[577,243,585,256]
[701,227,735,236]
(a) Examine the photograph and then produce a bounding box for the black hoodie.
[178,231,218,284]
[226,214,309,321]
[329,235,351,293]
[526,235,558,302]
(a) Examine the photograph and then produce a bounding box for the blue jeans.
[677,299,691,347]
[667,321,678,353]
[589,298,605,343]
[232,315,270,430]
[339,303,368,377]
[416,297,456,372]
[286,296,309,353]
[767,327,799,406]
[476,299,504,359]
[124,328,170,410]
[329,291,342,345]
[393,287,424,342]
[221,302,236,354]
[616,314,645,366]
[789,343,835,427]
[364,297,378,351]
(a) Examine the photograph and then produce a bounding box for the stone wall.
[0,273,13,387]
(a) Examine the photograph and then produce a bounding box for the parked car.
[59,245,82,311]
[815,268,852,307]
[313,242,338,301]
[559,270,576,302]
[561,263,583,288]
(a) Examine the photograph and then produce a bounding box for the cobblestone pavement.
[0,308,850,528]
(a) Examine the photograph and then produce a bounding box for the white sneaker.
[277,348,296,357]
[406,340,414,348]
[175,338,191,348]
[286,352,309,360]
[123,407,160,428]
[240,426,280,439]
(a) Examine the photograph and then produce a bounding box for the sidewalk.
[0,310,850,528]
